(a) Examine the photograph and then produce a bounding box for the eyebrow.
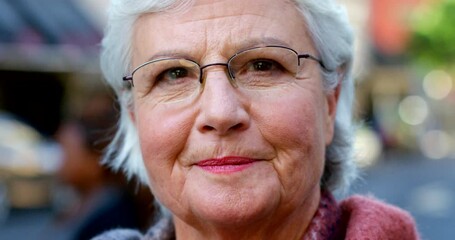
[145,37,293,62]
[145,51,193,63]
[233,37,292,51]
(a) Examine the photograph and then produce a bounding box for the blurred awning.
[0,0,102,73]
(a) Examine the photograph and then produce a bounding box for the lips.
[195,156,257,174]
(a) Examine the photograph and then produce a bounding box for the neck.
[174,189,321,240]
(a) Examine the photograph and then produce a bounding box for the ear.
[125,96,136,124]
[324,66,344,146]
[128,107,136,124]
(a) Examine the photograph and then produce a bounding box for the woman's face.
[131,0,339,229]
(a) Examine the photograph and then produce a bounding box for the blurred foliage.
[408,0,455,68]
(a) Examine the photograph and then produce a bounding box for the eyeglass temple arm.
[298,54,330,71]
[122,75,135,88]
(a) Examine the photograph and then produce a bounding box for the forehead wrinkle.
[179,0,263,20]
[169,13,289,59]
[168,1,311,53]
[176,12,266,25]
[133,0,313,66]
[142,36,295,65]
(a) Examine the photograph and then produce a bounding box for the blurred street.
[0,152,453,239]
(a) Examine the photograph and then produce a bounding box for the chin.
[182,173,282,226]
[192,197,278,227]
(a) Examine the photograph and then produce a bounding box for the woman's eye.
[163,67,189,80]
[249,60,279,72]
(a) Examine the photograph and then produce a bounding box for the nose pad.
[199,63,237,91]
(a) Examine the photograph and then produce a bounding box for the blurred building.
[0,0,105,136]
[0,0,107,213]
[348,0,455,163]
[0,0,103,73]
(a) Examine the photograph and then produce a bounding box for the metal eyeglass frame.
[122,45,329,86]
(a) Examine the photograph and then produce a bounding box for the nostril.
[202,125,216,131]
[201,123,244,133]
[230,123,244,131]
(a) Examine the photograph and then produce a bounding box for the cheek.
[134,102,193,160]
[133,103,195,196]
[254,92,327,194]
[258,93,326,155]
[270,103,325,167]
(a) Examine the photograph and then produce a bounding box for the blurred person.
[43,93,153,240]
[94,0,420,239]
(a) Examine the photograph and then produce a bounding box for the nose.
[196,68,250,136]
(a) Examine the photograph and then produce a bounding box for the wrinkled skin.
[130,0,340,239]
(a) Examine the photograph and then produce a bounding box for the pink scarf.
[303,191,343,240]
[302,191,420,240]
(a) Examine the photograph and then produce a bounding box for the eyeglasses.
[123,45,328,102]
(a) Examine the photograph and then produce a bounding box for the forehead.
[132,0,313,62]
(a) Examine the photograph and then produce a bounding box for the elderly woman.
[95,0,419,239]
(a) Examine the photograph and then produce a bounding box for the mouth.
[195,156,258,174]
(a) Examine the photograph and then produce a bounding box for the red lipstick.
[196,157,256,174]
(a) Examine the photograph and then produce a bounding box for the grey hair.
[100,0,357,205]
[294,0,357,194]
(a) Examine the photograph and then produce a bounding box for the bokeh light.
[398,95,429,125]
[354,127,382,168]
[423,70,453,100]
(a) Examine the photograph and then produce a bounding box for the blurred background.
[0,0,454,239]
